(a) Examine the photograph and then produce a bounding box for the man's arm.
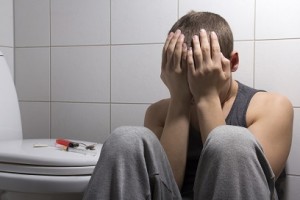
[144,98,190,189]
[248,92,293,178]
[145,29,192,189]
[187,30,230,142]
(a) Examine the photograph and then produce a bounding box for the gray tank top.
[181,81,263,197]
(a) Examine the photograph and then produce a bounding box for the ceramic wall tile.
[51,102,110,143]
[51,0,110,45]
[14,0,50,47]
[284,175,300,200]
[255,40,300,106]
[232,41,254,87]
[0,0,14,47]
[51,46,110,102]
[111,44,169,103]
[19,102,50,139]
[15,47,50,101]
[111,0,177,44]
[0,47,14,77]
[256,0,300,40]
[287,108,300,175]
[111,104,149,131]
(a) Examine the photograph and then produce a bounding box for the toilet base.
[0,191,83,200]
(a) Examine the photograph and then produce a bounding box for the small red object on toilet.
[56,139,79,148]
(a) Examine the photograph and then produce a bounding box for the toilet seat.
[0,139,101,175]
[0,139,102,193]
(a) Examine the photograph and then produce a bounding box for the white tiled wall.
[255,0,300,40]
[0,0,14,75]
[3,0,299,199]
[232,41,254,87]
[51,46,110,103]
[19,102,50,139]
[111,44,168,103]
[51,0,110,46]
[15,47,50,101]
[14,0,50,47]
[51,102,110,142]
[254,1,300,197]
[255,40,300,106]
[111,0,177,44]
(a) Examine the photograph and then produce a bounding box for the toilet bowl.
[0,51,102,197]
[0,139,102,194]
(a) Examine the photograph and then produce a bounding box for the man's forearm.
[196,97,226,143]
[160,99,190,189]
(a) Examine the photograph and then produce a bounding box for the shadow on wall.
[277,168,287,200]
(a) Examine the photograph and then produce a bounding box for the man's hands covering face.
[161,29,192,104]
[187,29,231,103]
[161,29,231,104]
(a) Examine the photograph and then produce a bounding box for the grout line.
[177,0,180,19]
[11,38,300,49]
[109,0,112,134]
[12,0,16,83]
[286,174,300,177]
[19,100,110,104]
[111,102,151,105]
[49,0,52,139]
[0,45,14,48]
[56,100,299,105]
[13,44,111,48]
[253,0,256,88]
[19,100,152,106]
[254,37,300,41]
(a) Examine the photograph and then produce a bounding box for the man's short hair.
[169,11,233,59]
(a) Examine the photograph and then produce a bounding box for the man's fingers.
[181,43,188,71]
[166,29,181,61]
[199,29,211,62]
[163,32,174,54]
[162,32,174,70]
[187,48,195,74]
[211,31,221,62]
[174,34,185,71]
[192,35,202,69]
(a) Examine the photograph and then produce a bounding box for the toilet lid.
[0,139,102,175]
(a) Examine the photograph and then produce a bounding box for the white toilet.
[0,51,102,199]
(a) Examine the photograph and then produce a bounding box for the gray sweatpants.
[83,125,278,200]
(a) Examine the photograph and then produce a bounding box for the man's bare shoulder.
[145,98,170,123]
[250,92,292,113]
[148,98,170,112]
[144,98,170,138]
[247,91,293,177]
[248,91,293,123]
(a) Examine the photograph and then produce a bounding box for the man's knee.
[111,126,157,143]
[104,126,158,155]
[203,125,260,158]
